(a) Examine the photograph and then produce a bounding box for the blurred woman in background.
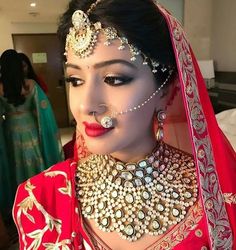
[18,52,49,94]
[0,49,64,217]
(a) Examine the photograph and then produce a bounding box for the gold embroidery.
[158,4,233,249]
[58,181,72,197]
[223,193,236,205]
[40,100,48,109]
[195,229,203,238]
[16,168,73,249]
[43,239,71,249]
[44,170,72,197]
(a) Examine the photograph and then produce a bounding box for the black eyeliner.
[105,76,133,86]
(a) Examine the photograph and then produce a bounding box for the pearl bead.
[76,142,198,241]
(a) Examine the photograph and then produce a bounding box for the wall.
[184,0,213,60]
[184,0,236,72]
[0,14,14,53]
[212,0,236,71]
[159,0,184,24]
[0,17,57,54]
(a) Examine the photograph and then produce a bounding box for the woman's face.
[22,61,28,76]
[66,34,165,162]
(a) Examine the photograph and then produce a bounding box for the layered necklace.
[76,142,198,242]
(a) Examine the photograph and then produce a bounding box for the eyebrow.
[65,59,137,70]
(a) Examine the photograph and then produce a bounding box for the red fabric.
[191,49,236,245]
[13,160,210,250]
[161,6,236,249]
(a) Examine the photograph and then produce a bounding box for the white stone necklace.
[76,142,198,242]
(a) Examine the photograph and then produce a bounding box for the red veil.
[74,3,236,249]
[157,3,236,249]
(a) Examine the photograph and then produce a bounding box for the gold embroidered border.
[156,4,233,249]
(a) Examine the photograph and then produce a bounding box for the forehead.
[66,33,143,67]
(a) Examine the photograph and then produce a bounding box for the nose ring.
[92,105,114,128]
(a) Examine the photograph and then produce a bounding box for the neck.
[110,136,157,163]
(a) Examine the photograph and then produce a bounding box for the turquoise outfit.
[0,105,15,217]
[0,83,64,216]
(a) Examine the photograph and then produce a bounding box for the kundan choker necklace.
[76,142,198,242]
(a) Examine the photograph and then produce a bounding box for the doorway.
[12,33,69,128]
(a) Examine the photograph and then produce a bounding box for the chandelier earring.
[156,110,166,142]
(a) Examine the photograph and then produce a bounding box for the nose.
[76,76,106,117]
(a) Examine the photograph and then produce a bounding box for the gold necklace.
[76,142,198,242]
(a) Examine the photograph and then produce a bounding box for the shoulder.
[12,159,79,248]
[13,159,76,213]
[16,159,75,193]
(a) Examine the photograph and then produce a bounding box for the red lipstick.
[83,122,113,137]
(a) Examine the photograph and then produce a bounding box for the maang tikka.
[65,0,169,73]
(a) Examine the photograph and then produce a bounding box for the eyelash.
[104,76,133,86]
[65,75,133,87]
[65,77,83,87]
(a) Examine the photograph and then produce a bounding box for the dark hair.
[57,0,176,85]
[18,53,38,82]
[0,49,26,106]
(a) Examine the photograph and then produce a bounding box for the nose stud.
[100,116,113,128]
[92,105,114,128]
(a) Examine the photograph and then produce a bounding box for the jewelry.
[115,70,173,116]
[156,110,166,141]
[93,70,173,129]
[93,104,115,129]
[65,6,171,73]
[76,142,198,241]
[86,0,102,15]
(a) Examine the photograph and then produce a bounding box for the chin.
[85,142,115,156]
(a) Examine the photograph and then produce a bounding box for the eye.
[104,75,133,86]
[65,76,84,87]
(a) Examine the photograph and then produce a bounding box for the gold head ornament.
[65,1,169,73]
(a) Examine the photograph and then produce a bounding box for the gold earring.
[156,110,166,142]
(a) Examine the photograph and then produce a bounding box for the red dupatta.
[156,4,236,249]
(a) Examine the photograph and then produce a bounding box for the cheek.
[109,92,147,114]
[110,81,157,112]
[119,105,155,132]
[69,88,79,119]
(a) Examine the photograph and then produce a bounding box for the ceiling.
[0,0,69,23]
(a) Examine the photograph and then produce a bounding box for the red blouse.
[13,159,210,250]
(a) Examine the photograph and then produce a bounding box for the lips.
[83,122,113,137]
